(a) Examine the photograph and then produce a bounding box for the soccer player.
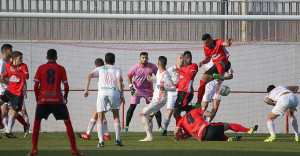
[196,34,234,106]
[264,85,299,143]
[162,54,183,136]
[201,59,233,122]
[140,56,176,141]
[76,58,110,140]
[84,53,124,147]
[0,50,30,138]
[174,108,258,141]
[124,52,163,132]
[28,49,84,156]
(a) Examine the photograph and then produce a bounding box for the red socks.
[65,120,77,151]
[216,62,225,76]
[221,135,229,141]
[16,114,28,127]
[229,123,250,133]
[197,80,207,104]
[32,120,41,150]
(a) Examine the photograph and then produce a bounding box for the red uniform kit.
[0,63,29,111]
[174,63,198,111]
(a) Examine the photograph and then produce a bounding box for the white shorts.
[166,91,177,110]
[203,81,221,102]
[142,100,166,116]
[22,101,26,110]
[97,95,120,112]
[272,93,298,116]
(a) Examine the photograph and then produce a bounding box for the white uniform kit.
[266,86,298,116]
[0,58,8,104]
[166,65,179,110]
[90,65,123,112]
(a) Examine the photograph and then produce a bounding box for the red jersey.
[33,62,68,104]
[204,39,230,63]
[176,108,209,141]
[4,63,29,96]
[177,63,198,94]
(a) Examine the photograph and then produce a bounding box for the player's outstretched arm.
[33,81,40,103]
[63,82,69,104]
[224,73,233,80]
[84,74,93,97]
[117,77,125,104]
[223,38,234,47]
[287,86,299,93]
[264,97,276,106]
[199,57,211,67]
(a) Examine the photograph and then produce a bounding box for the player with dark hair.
[264,85,299,142]
[28,49,84,156]
[196,34,234,106]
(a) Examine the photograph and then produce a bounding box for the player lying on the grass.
[139,56,176,141]
[201,59,233,122]
[84,53,124,147]
[0,51,30,139]
[174,108,258,141]
[196,34,233,107]
[162,54,183,136]
[264,85,299,143]
[28,49,84,156]
[76,58,110,141]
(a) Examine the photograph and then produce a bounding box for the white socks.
[164,115,171,131]
[290,116,299,137]
[141,115,152,138]
[86,119,96,135]
[114,119,121,141]
[267,120,276,137]
[103,119,109,135]
[97,121,103,143]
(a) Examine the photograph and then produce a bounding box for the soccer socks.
[221,135,229,141]
[97,120,104,143]
[197,80,207,104]
[114,119,121,141]
[32,120,41,150]
[64,120,77,151]
[141,115,152,138]
[23,114,29,124]
[229,123,250,133]
[16,114,28,127]
[290,116,299,137]
[125,104,137,127]
[86,119,96,136]
[267,119,276,137]
[155,110,162,128]
[164,115,171,131]
[215,62,225,76]
[103,119,109,135]
[7,116,16,133]
[3,116,8,131]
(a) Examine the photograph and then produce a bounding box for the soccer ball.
[219,85,230,96]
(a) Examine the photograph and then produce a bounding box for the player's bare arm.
[0,76,8,85]
[173,128,181,141]
[264,97,276,106]
[84,73,93,97]
[128,76,133,85]
[24,80,27,99]
[146,75,156,83]
[117,77,125,103]
[224,73,233,80]
[223,38,234,47]
[198,56,211,67]
[287,86,299,93]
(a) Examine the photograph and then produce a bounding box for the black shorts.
[175,91,193,112]
[35,104,70,120]
[202,123,225,141]
[0,90,23,112]
[205,60,231,76]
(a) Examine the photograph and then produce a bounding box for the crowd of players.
[0,33,299,156]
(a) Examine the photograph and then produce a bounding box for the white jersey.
[152,70,175,103]
[167,65,179,84]
[266,86,292,102]
[91,65,122,96]
[0,58,8,90]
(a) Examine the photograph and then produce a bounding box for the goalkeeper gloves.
[129,84,137,97]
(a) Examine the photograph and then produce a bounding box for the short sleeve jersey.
[127,62,158,96]
[176,108,210,141]
[204,39,230,63]
[5,63,29,96]
[91,65,122,96]
[266,86,292,102]
[167,65,179,84]
[33,62,67,104]
[152,70,174,102]
[178,63,198,94]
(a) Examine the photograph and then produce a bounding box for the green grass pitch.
[0,132,300,156]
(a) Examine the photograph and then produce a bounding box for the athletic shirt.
[0,58,8,90]
[127,62,158,96]
[167,65,179,84]
[152,70,175,102]
[33,62,67,104]
[91,65,122,96]
[204,39,230,63]
[178,63,198,94]
[176,108,210,141]
[5,63,29,96]
[266,86,292,102]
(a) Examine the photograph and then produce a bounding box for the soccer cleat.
[227,136,242,141]
[212,73,225,81]
[70,149,85,156]
[0,123,4,130]
[123,126,129,132]
[5,132,17,138]
[115,140,124,146]
[97,141,105,147]
[24,124,30,138]
[295,136,299,142]
[76,132,90,140]
[264,136,276,143]
[158,127,164,132]
[248,125,258,135]
[192,103,202,109]
[27,149,38,156]
[139,137,154,142]
[104,134,111,140]
[162,130,167,136]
